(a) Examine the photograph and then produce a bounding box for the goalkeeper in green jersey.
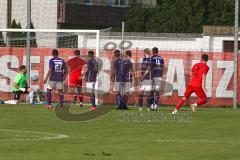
[3,65,35,104]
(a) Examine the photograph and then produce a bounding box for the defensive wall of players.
[0,47,238,106]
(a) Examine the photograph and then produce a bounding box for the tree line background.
[0,0,237,43]
[125,0,235,33]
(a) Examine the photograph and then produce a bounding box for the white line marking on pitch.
[0,129,70,141]
[153,139,240,144]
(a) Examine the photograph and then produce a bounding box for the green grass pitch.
[0,104,239,160]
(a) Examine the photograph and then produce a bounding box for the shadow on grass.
[55,105,116,122]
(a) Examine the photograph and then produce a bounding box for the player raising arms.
[138,48,152,111]
[82,51,99,111]
[67,50,86,106]
[151,47,164,110]
[172,54,209,115]
[44,49,68,109]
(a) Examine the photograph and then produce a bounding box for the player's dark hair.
[74,50,80,56]
[152,47,158,54]
[88,50,95,57]
[125,50,132,57]
[201,54,209,62]
[52,49,59,56]
[19,65,26,70]
[114,50,121,57]
[144,48,151,55]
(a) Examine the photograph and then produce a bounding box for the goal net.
[0,28,111,104]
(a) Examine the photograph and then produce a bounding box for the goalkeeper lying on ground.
[2,65,35,104]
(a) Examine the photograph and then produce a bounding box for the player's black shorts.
[13,88,29,100]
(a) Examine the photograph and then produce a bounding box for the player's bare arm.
[141,67,150,81]
[63,64,68,81]
[130,67,136,86]
[44,68,52,84]
[110,61,115,81]
[66,64,70,78]
[13,83,20,89]
[79,64,87,80]
[163,65,168,75]
[110,69,116,93]
[110,67,116,83]
[81,64,88,80]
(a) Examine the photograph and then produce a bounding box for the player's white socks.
[172,109,178,115]
[29,91,35,104]
[150,104,154,110]
[193,103,197,107]
[4,100,18,104]
[191,103,198,112]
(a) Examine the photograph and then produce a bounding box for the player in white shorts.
[111,50,135,110]
[82,51,99,111]
[44,49,68,109]
[150,47,165,110]
[138,48,153,111]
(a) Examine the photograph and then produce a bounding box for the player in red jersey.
[172,54,209,115]
[67,50,86,106]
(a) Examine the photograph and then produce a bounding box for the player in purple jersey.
[138,48,153,111]
[111,51,125,109]
[110,50,123,109]
[150,47,164,110]
[111,50,121,73]
[44,49,68,109]
[82,50,99,111]
[111,50,135,110]
[122,50,135,109]
[111,50,124,82]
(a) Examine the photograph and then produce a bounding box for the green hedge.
[125,0,235,33]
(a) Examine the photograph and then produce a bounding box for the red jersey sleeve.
[201,66,209,75]
[191,64,197,76]
[80,59,87,66]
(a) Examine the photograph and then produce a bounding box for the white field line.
[153,139,240,144]
[0,129,70,141]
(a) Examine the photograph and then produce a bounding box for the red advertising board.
[0,47,238,107]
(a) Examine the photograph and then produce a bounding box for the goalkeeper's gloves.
[19,88,26,92]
